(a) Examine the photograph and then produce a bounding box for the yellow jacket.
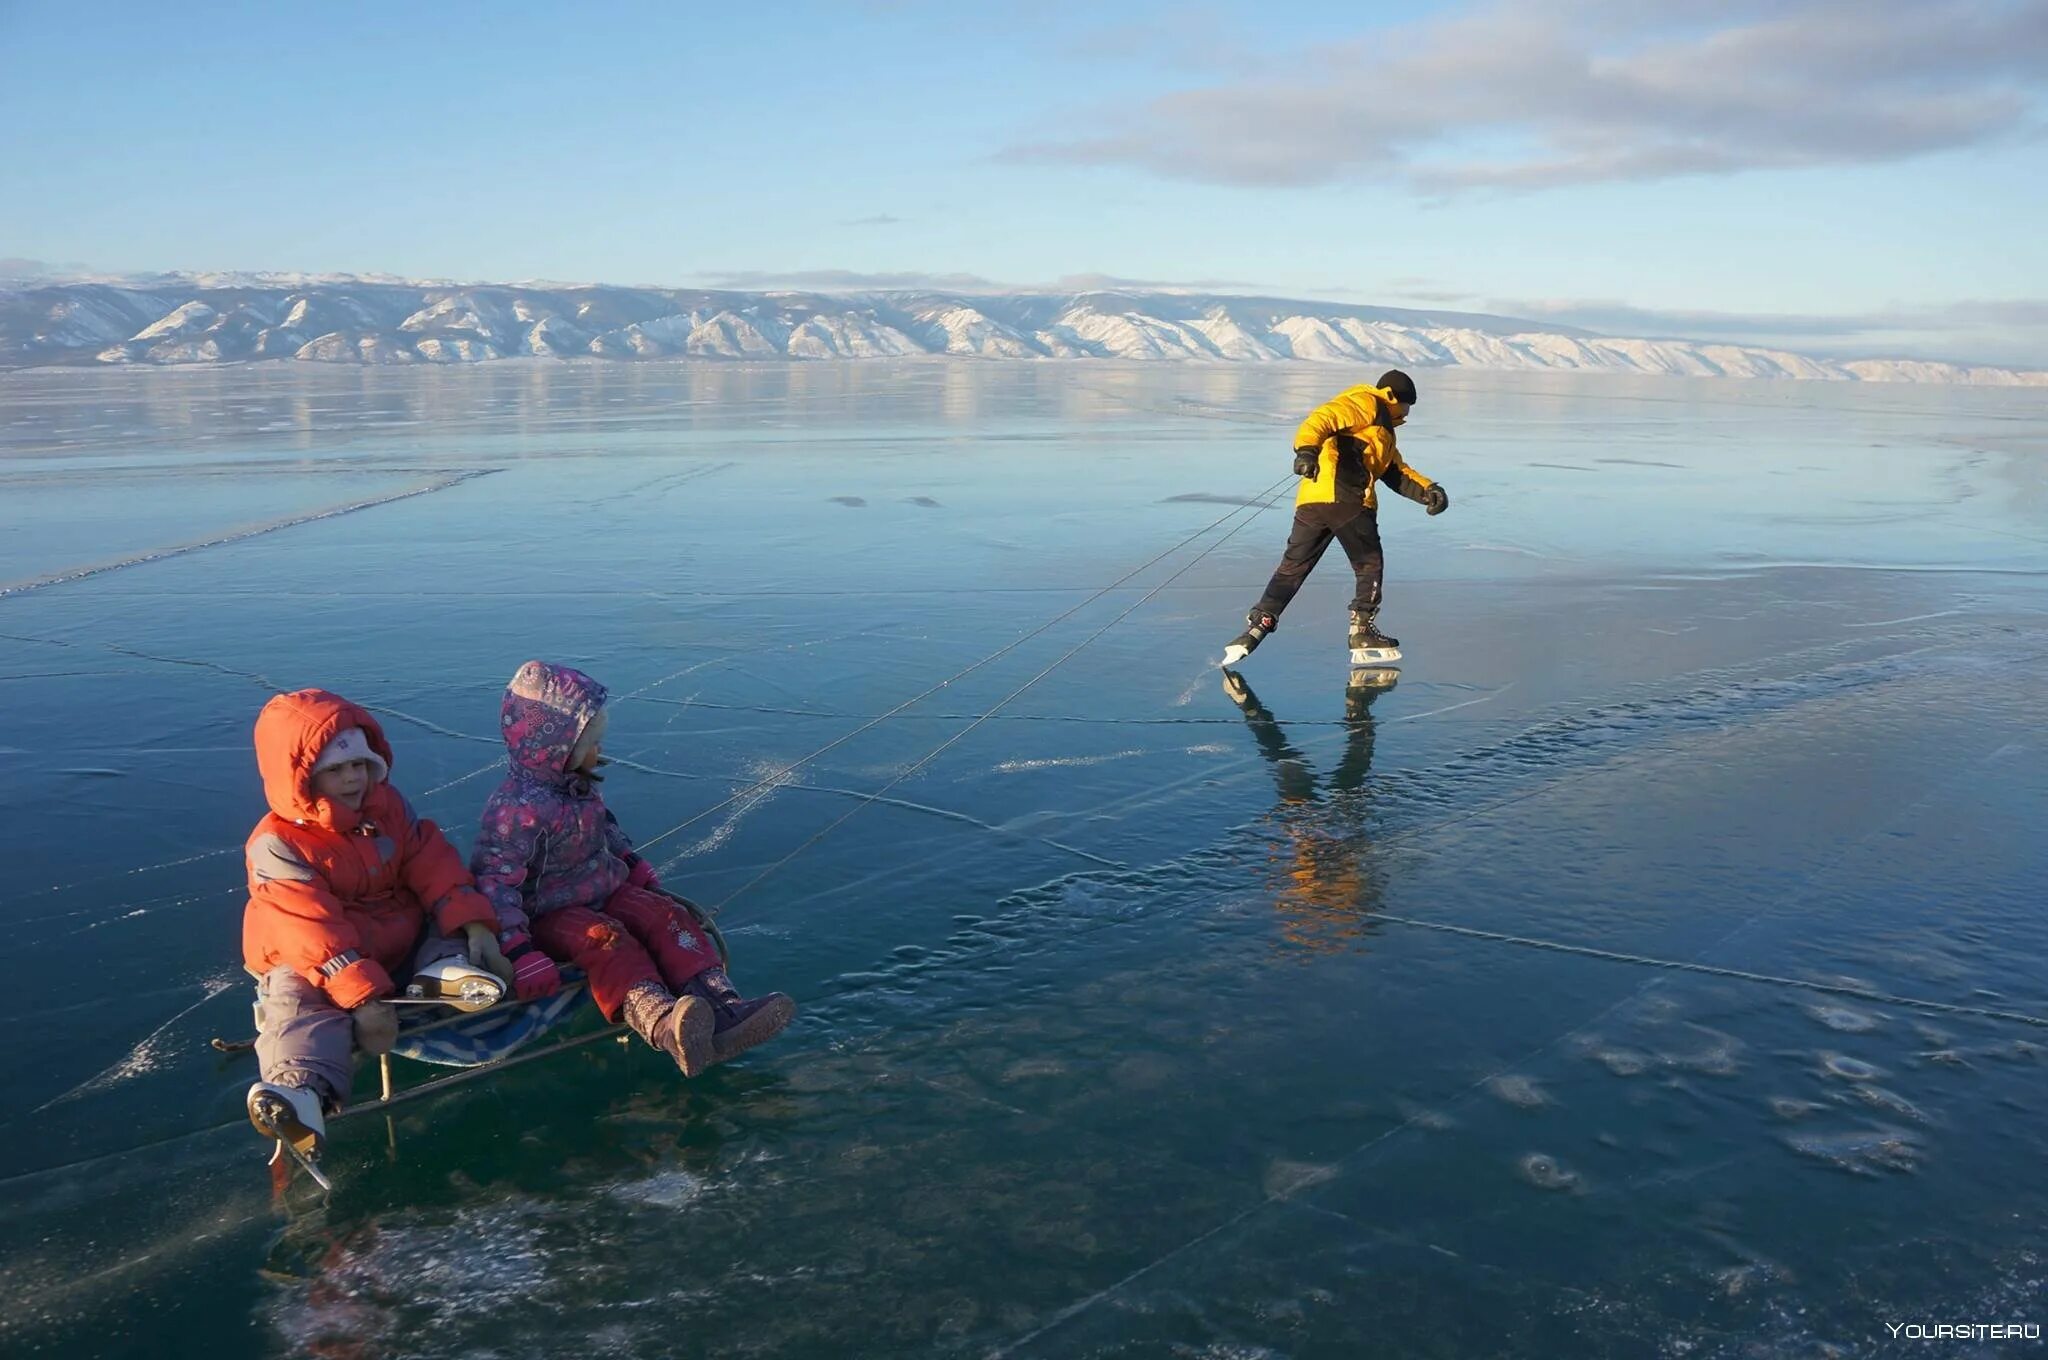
[1292,384,1435,518]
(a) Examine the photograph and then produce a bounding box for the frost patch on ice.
[1002,1057,1067,1081]
[267,1202,556,1355]
[35,973,239,1110]
[661,757,804,865]
[1807,1003,1883,1033]
[1393,1097,1456,1131]
[1262,1158,1338,1197]
[1485,1074,1551,1108]
[1658,1026,1745,1077]
[1851,1085,1932,1124]
[1782,1125,1924,1176]
[1818,1052,1887,1082]
[995,750,1145,773]
[1769,1096,1828,1121]
[1517,1152,1582,1192]
[1579,1039,1655,1077]
[605,1169,706,1209]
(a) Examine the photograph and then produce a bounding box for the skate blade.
[1220,644,1251,666]
[1348,646,1403,666]
[267,1137,335,1192]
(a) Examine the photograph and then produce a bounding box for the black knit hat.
[1377,369,1417,404]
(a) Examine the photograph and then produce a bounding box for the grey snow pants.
[252,928,465,1108]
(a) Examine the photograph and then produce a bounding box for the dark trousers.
[1254,508,1384,621]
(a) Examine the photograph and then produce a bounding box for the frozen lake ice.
[1,360,2044,1357]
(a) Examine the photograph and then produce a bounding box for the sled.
[215,892,729,1189]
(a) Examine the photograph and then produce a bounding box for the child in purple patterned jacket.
[471,660,793,1077]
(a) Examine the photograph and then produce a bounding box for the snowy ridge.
[1,278,2041,386]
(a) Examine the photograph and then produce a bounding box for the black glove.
[1425,484,1450,516]
[1292,446,1320,478]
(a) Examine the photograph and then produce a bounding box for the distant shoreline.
[6,280,2042,387]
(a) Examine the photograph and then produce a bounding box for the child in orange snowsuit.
[239,689,543,1158]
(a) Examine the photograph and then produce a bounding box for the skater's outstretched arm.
[1378,460,1434,505]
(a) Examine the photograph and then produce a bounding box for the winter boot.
[1222,609,1278,666]
[1349,610,1399,652]
[248,1080,327,1160]
[686,968,795,1065]
[622,980,715,1078]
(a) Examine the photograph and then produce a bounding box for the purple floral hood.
[500,660,606,785]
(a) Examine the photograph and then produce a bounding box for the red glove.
[627,856,661,890]
[501,934,563,1001]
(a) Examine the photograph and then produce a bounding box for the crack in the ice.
[0,470,500,598]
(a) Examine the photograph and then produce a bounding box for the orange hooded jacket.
[242,690,497,1009]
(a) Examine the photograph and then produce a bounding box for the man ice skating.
[1223,370,1448,665]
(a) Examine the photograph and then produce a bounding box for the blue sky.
[2,0,2044,364]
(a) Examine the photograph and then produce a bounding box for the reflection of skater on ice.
[1223,369,1448,667]
[1223,669,1399,954]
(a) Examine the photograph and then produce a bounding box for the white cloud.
[1002,0,2048,190]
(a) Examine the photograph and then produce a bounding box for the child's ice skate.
[401,956,507,1012]
[1222,610,1278,667]
[1347,610,1403,668]
[248,1080,332,1189]
[686,968,795,1065]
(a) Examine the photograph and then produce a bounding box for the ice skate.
[401,956,507,1012]
[248,1081,333,1190]
[1347,610,1402,668]
[1222,610,1277,666]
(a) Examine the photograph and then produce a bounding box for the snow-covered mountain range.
[2,277,2040,385]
